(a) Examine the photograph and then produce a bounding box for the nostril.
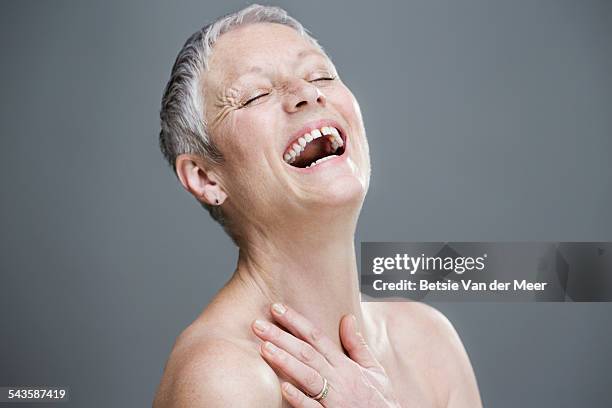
[315,91,326,105]
[295,100,307,109]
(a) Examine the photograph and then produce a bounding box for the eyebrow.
[243,49,325,75]
[229,48,327,89]
[297,48,325,59]
[245,66,263,74]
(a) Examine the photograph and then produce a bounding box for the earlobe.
[175,154,227,206]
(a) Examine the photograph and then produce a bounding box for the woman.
[154,4,481,407]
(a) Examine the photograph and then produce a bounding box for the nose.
[282,79,327,113]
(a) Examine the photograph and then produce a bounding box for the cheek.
[218,110,271,164]
[214,110,281,195]
[332,85,371,173]
[331,86,364,130]
[333,89,368,161]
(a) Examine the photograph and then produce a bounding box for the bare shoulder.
[380,301,458,345]
[365,302,482,407]
[152,328,281,408]
[365,301,463,367]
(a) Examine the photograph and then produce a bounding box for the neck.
[227,215,363,348]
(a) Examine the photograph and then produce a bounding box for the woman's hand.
[251,303,402,408]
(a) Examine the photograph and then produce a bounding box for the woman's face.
[203,23,370,229]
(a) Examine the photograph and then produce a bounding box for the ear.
[175,154,227,206]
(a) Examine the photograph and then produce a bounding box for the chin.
[310,173,368,210]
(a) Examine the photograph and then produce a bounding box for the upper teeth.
[283,126,344,164]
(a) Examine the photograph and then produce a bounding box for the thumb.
[340,314,383,371]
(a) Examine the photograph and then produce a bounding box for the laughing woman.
[153,4,481,407]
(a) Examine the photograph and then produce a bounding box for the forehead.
[205,23,324,85]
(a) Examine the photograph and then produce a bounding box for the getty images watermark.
[360,242,612,302]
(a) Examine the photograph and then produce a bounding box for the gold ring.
[310,377,329,401]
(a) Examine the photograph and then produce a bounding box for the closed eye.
[243,93,270,107]
[310,76,336,82]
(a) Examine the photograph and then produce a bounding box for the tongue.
[292,138,334,168]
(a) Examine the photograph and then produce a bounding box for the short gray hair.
[159,4,321,236]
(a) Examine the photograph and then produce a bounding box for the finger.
[339,314,384,371]
[252,319,331,373]
[270,303,342,364]
[260,341,326,398]
[281,382,323,408]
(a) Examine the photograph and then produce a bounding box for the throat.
[235,231,362,312]
[230,209,363,347]
[234,241,363,348]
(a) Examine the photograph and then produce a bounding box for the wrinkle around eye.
[209,87,244,129]
[210,101,238,130]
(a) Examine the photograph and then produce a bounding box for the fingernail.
[253,319,268,333]
[264,341,277,353]
[352,315,361,334]
[272,303,286,315]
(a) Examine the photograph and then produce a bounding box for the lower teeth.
[306,155,336,168]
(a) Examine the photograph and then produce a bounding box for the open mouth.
[283,126,346,169]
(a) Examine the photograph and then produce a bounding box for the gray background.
[1,0,610,407]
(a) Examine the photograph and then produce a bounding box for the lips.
[283,122,346,169]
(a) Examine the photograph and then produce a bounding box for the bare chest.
[384,360,443,408]
[275,352,443,408]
